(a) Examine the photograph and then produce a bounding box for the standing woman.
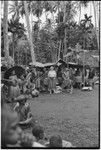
[48,66,57,94]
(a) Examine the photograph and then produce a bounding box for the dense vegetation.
[1,1,99,66]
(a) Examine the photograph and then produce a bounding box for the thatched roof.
[78,50,99,67]
[29,61,56,68]
[29,62,44,67]
[64,49,99,68]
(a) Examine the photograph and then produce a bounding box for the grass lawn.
[29,85,99,148]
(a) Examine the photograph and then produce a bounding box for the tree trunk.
[57,1,61,61]
[52,11,55,28]
[83,36,85,50]
[58,40,62,60]
[93,1,99,50]
[12,34,15,62]
[79,4,81,25]
[18,49,20,65]
[3,1,9,64]
[24,1,36,63]
[63,1,67,60]
[45,10,48,22]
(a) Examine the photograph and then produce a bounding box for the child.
[46,134,62,147]
[32,125,48,145]
[45,134,73,148]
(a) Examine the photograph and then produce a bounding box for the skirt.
[48,77,56,90]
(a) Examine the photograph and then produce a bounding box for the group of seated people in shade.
[2,65,74,99]
[29,66,74,94]
[2,63,98,99]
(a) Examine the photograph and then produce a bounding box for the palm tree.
[9,1,36,63]
[57,1,62,60]
[78,1,89,24]
[56,1,77,59]
[80,14,93,49]
[78,1,99,49]
[9,1,19,20]
[23,1,36,63]
[8,18,26,64]
[3,1,9,65]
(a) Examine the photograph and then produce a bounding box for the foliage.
[8,18,26,38]
[78,14,94,49]
[2,1,99,66]
[32,27,58,63]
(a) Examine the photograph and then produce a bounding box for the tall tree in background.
[8,18,26,64]
[79,14,93,49]
[23,1,36,63]
[3,1,9,64]
[56,1,77,59]
[78,1,89,24]
[92,1,99,50]
[9,1,19,61]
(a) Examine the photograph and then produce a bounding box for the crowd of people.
[1,63,99,148]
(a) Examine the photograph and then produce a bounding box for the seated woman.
[61,68,73,93]
[14,96,32,123]
[88,68,98,88]
[8,70,20,100]
[57,67,63,86]
[41,68,49,92]
[35,70,42,91]
[7,71,31,110]
[74,68,83,89]
[30,78,39,98]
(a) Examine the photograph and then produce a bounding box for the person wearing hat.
[48,66,57,94]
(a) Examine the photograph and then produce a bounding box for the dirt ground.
[29,85,99,148]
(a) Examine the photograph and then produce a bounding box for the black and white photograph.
[1,1,100,149]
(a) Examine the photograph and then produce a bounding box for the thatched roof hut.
[78,50,99,68]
